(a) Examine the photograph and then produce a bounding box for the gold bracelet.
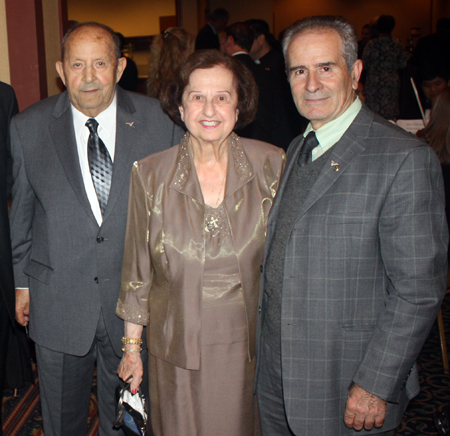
[122,347,142,353]
[121,337,143,345]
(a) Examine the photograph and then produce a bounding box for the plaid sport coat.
[256,103,448,435]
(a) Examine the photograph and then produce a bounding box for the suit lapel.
[223,134,255,252]
[102,88,138,222]
[296,105,373,219]
[49,92,97,224]
[269,134,303,217]
[263,134,303,259]
[263,104,374,263]
[223,133,255,200]
[169,133,204,204]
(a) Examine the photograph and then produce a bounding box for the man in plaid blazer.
[255,16,449,436]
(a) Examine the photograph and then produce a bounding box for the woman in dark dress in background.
[363,15,407,120]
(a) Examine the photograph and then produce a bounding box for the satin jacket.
[116,133,285,370]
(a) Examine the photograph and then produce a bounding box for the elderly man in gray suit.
[255,15,448,436]
[10,22,183,436]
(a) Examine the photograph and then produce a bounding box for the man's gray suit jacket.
[9,87,184,356]
[255,103,448,435]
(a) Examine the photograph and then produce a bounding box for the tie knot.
[86,118,99,134]
[304,131,318,149]
[298,131,319,166]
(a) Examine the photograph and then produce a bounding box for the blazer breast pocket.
[320,214,379,250]
[23,259,54,285]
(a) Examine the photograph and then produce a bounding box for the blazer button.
[97,236,104,243]
[94,277,99,283]
[260,265,263,273]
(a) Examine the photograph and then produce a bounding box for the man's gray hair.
[282,15,358,72]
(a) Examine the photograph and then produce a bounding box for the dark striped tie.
[297,131,319,166]
[86,118,113,216]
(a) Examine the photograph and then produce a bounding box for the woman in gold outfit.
[116,49,285,436]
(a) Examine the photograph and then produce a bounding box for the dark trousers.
[0,297,11,436]
[257,338,294,436]
[35,312,127,436]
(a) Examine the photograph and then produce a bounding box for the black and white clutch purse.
[113,383,147,436]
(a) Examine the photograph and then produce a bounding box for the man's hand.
[344,383,387,431]
[15,288,30,326]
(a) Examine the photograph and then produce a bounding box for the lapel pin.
[331,160,340,171]
[125,122,135,128]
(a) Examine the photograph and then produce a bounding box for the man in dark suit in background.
[246,18,306,145]
[222,22,299,150]
[0,81,18,436]
[11,22,183,436]
[222,22,271,140]
[116,32,138,92]
[256,15,448,436]
[195,7,229,50]
[410,18,450,73]
[245,19,285,77]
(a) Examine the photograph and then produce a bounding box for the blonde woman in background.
[147,28,194,98]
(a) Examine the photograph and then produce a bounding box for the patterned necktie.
[297,131,319,166]
[86,118,113,216]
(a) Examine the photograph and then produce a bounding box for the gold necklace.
[214,172,226,207]
[206,172,226,233]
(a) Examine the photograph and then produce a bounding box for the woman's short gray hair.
[282,16,358,72]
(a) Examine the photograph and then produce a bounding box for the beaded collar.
[171,132,252,191]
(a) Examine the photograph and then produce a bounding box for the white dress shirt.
[71,94,117,225]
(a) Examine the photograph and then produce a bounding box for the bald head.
[56,23,126,117]
[61,22,121,62]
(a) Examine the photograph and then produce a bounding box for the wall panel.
[67,0,176,36]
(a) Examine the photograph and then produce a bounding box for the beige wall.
[0,0,10,83]
[179,0,199,36]
[43,0,63,96]
[67,0,177,36]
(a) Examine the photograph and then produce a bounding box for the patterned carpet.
[1,366,99,436]
[394,295,450,436]
[2,297,450,435]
